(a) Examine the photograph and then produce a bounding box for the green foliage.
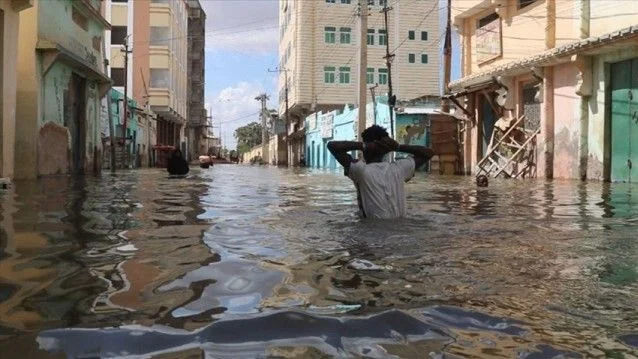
[234,122,263,153]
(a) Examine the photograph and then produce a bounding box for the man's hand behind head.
[376,137,399,152]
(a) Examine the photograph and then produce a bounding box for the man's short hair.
[361,125,389,143]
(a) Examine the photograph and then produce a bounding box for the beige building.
[105,0,190,158]
[0,0,33,179]
[448,0,638,182]
[278,0,440,165]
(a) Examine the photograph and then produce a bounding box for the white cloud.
[207,81,276,149]
[201,0,279,55]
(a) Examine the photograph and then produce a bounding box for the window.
[380,0,388,7]
[408,54,415,63]
[421,54,428,64]
[324,27,336,43]
[421,31,428,40]
[72,7,88,31]
[340,27,351,44]
[368,0,375,5]
[341,0,351,3]
[408,31,415,40]
[367,29,375,45]
[112,0,128,2]
[378,68,388,84]
[324,66,336,83]
[366,68,374,84]
[150,68,170,88]
[150,26,170,46]
[111,68,125,87]
[518,0,538,9]
[339,67,350,84]
[379,29,387,45]
[326,0,336,3]
[478,13,499,28]
[111,26,127,45]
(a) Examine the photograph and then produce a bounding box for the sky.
[202,0,461,150]
[201,0,279,150]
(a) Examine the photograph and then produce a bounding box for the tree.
[234,122,263,154]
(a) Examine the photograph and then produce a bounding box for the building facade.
[278,0,441,166]
[449,0,638,182]
[15,0,111,179]
[105,0,191,164]
[186,0,206,160]
[0,0,33,179]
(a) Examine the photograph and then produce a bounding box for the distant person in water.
[476,174,488,187]
[167,149,189,175]
[327,125,434,219]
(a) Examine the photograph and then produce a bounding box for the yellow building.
[449,0,638,182]
[0,0,33,179]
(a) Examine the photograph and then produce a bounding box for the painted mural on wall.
[396,115,429,146]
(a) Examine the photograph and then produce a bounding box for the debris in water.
[116,244,138,252]
[347,259,385,271]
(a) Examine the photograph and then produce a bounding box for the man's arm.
[397,144,435,169]
[327,141,363,174]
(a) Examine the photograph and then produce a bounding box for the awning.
[450,25,638,91]
[36,40,112,98]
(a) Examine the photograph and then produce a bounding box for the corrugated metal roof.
[450,25,638,90]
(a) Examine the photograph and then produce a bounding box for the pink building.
[448,0,638,182]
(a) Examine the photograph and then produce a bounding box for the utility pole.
[255,93,269,147]
[357,0,368,145]
[370,84,378,125]
[442,0,452,113]
[121,36,133,168]
[102,36,116,172]
[381,2,395,137]
[268,67,289,165]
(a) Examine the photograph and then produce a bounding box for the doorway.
[479,95,497,157]
[610,58,638,182]
[67,73,86,174]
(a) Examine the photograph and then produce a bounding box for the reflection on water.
[0,166,637,358]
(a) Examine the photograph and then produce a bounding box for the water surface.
[0,165,637,358]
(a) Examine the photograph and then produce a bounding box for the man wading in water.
[327,125,434,219]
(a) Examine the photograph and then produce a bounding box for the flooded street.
[1,165,638,358]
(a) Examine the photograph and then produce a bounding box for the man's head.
[476,174,488,187]
[361,125,391,163]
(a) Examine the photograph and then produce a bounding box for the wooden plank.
[475,116,526,169]
[494,129,541,177]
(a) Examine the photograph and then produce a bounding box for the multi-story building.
[186,0,206,159]
[278,0,441,166]
[448,0,638,182]
[15,0,112,178]
[105,0,190,162]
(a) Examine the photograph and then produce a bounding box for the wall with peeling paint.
[38,0,104,71]
[552,63,581,179]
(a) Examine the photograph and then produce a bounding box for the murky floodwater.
[0,165,637,358]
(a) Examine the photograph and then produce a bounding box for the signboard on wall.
[321,114,334,139]
[309,114,317,131]
[476,18,502,64]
